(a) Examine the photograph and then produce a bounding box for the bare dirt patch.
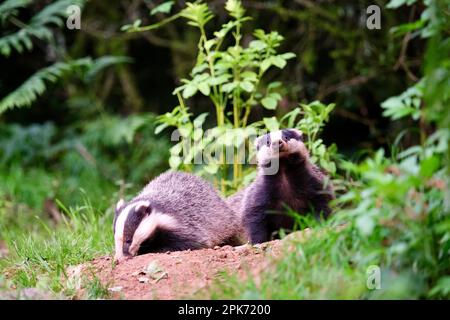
[82,239,288,299]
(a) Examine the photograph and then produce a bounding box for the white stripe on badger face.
[270,130,282,145]
[128,212,178,256]
[113,200,149,262]
[256,130,283,166]
[114,202,133,262]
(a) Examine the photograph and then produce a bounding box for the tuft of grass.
[83,275,111,300]
[0,195,114,297]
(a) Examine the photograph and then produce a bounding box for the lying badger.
[227,129,334,244]
[113,171,244,262]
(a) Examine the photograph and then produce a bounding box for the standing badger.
[227,129,334,244]
[113,171,244,262]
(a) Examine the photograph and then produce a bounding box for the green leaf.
[262,97,277,110]
[268,81,282,90]
[386,0,416,9]
[150,1,174,16]
[420,155,440,178]
[169,156,182,169]
[204,163,219,174]
[182,83,197,98]
[192,63,208,75]
[240,71,258,81]
[263,117,280,131]
[240,81,254,92]
[154,123,168,135]
[356,214,375,236]
[272,56,287,69]
[261,92,281,110]
[204,39,216,51]
[225,0,245,19]
[198,82,210,95]
[193,113,209,127]
[222,82,238,93]
[260,59,271,72]
[280,52,296,60]
[210,74,231,85]
[249,40,266,50]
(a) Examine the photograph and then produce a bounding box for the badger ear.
[290,128,303,136]
[135,201,152,215]
[289,128,304,141]
[116,198,125,211]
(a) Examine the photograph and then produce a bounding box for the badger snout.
[114,252,132,264]
[271,138,287,152]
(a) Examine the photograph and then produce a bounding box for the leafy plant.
[127,0,296,191]
[381,80,423,121]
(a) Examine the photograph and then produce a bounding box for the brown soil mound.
[81,239,289,299]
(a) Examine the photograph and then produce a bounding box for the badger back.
[126,171,241,249]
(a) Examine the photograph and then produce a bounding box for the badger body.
[227,129,334,244]
[114,171,244,262]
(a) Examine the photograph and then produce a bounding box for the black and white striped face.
[254,129,305,165]
[113,199,177,263]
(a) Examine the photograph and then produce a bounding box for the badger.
[113,171,244,262]
[227,129,334,244]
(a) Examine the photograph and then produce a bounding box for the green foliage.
[79,113,170,184]
[0,56,131,113]
[83,276,111,300]
[0,196,114,296]
[388,0,450,38]
[206,0,450,300]
[381,81,423,121]
[0,0,131,115]
[0,59,90,113]
[150,1,174,16]
[0,0,32,24]
[137,0,296,191]
[0,122,58,166]
[0,0,85,57]
[337,131,449,298]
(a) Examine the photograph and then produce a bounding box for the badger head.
[254,129,309,168]
[113,199,177,263]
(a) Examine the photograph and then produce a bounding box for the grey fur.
[114,171,245,257]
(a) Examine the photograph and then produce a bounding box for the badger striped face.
[113,200,178,263]
[254,129,306,166]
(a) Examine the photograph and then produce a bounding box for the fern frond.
[0,58,92,113]
[0,55,132,113]
[0,0,32,24]
[0,0,85,57]
[84,56,133,83]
